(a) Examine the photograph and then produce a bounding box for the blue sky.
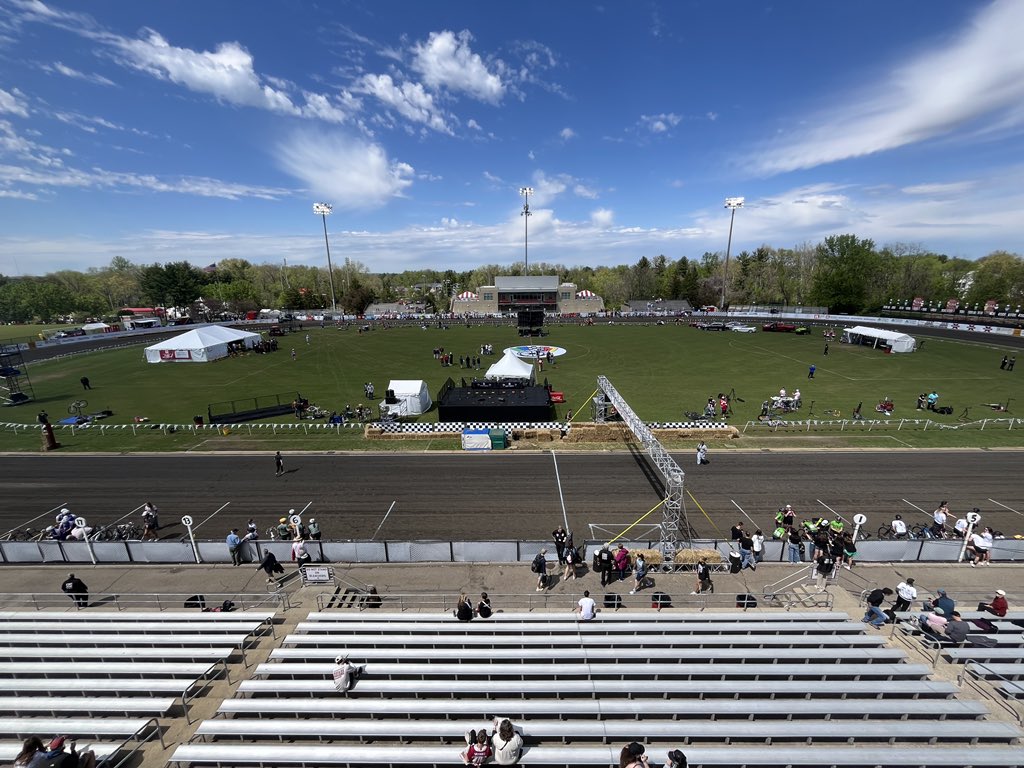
[1,0,1022,276]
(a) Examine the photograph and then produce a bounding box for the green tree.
[140,262,204,308]
[810,235,880,313]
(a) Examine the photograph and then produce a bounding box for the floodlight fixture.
[312,202,338,313]
[720,196,745,311]
[519,187,534,271]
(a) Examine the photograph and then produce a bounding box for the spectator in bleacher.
[861,587,894,628]
[41,736,95,768]
[613,544,630,581]
[944,611,970,644]
[61,573,88,608]
[977,589,1008,616]
[461,728,493,766]
[490,717,524,765]
[13,736,44,768]
[577,590,597,621]
[332,655,363,694]
[226,528,243,566]
[629,553,648,595]
[918,606,947,636]
[454,592,474,621]
[619,741,650,768]
[665,750,688,768]
[894,579,917,612]
[923,588,955,615]
[476,592,492,618]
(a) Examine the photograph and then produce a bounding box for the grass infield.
[2,322,1022,452]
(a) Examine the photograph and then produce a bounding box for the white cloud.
[750,0,1024,174]
[573,183,598,199]
[411,30,505,104]
[0,88,29,117]
[559,127,576,141]
[527,150,535,160]
[591,208,614,228]
[901,181,976,196]
[357,73,453,134]
[467,118,482,130]
[301,91,359,124]
[275,129,414,209]
[41,61,115,86]
[639,113,681,134]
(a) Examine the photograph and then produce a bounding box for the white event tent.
[485,351,535,381]
[384,380,432,416]
[144,326,260,363]
[842,325,917,353]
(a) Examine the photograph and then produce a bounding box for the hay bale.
[674,547,724,564]
[631,548,663,566]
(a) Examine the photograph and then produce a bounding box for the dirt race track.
[1,451,1022,543]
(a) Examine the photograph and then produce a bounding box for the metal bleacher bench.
[238,678,959,699]
[304,611,852,622]
[0,619,267,636]
[0,678,205,722]
[269,645,905,663]
[0,661,221,680]
[0,716,162,743]
[215,696,991,721]
[252,661,931,682]
[0,610,275,622]
[194,717,1020,745]
[0,631,251,647]
[0,696,176,717]
[0,646,235,663]
[965,663,1024,681]
[295,619,858,636]
[167,744,1024,767]
[945,647,1024,664]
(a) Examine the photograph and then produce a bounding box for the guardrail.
[0,590,291,612]
[2,537,1022,565]
[742,417,1024,433]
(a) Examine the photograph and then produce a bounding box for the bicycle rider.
[890,514,908,539]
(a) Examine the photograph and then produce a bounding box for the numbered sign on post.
[966,511,981,525]
[289,514,302,527]
[181,515,194,528]
[853,514,867,526]
[74,517,87,529]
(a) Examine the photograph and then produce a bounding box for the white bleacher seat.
[0,661,218,679]
[0,647,234,662]
[0,696,175,717]
[945,647,1024,663]
[965,663,1024,680]
[304,611,852,622]
[0,632,250,647]
[0,611,274,622]
[294,619,859,635]
[0,716,155,740]
[167,743,1024,766]
[0,620,264,635]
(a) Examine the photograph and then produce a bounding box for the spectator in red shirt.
[977,589,1009,617]
[461,729,493,766]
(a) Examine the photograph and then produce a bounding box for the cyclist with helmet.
[891,514,908,538]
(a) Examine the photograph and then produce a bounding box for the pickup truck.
[762,322,797,332]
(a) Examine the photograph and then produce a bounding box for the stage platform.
[437,378,555,423]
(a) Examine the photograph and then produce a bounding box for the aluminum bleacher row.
[0,609,275,766]
[896,609,1024,699]
[169,611,1024,768]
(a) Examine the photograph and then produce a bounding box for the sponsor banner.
[159,349,192,361]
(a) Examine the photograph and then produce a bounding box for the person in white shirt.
[751,530,765,563]
[894,578,917,611]
[890,515,908,538]
[932,502,949,537]
[576,590,597,621]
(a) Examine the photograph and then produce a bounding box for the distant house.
[452,276,605,314]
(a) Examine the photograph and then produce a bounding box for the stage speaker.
[385,389,398,404]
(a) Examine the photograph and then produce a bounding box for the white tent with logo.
[485,350,535,381]
[384,379,432,416]
[144,326,260,363]
[842,325,917,353]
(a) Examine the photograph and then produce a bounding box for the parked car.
[762,322,797,332]
[701,322,727,331]
[730,324,757,333]
[794,326,811,335]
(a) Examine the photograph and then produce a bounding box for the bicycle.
[67,399,88,417]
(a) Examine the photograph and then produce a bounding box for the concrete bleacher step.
[167,743,1024,767]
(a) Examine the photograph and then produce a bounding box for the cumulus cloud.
[591,208,614,228]
[357,73,452,134]
[750,0,1024,174]
[411,30,505,104]
[0,88,29,117]
[275,129,414,209]
[639,113,681,134]
[559,127,576,140]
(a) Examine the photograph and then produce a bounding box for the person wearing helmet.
[891,514,907,538]
[308,518,322,541]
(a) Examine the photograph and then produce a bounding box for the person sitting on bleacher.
[918,606,947,636]
[332,656,363,695]
[977,589,1008,616]
[487,717,524,765]
[944,611,970,644]
[665,750,688,768]
[460,728,492,766]
[619,742,650,768]
[923,588,955,616]
[40,736,96,768]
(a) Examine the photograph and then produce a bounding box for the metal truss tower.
[596,376,689,560]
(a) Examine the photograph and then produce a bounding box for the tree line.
[0,237,1021,323]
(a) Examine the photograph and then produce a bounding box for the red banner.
[159,349,191,361]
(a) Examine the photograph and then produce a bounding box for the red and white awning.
[455,291,479,300]
[576,290,597,298]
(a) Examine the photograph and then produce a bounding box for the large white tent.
[485,351,535,381]
[842,325,916,353]
[144,326,260,363]
[384,380,432,416]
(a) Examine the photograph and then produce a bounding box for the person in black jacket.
[861,587,894,628]
[257,549,284,583]
[61,573,89,608]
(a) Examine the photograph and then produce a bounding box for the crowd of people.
[14,735,95,768]
[859,581,1011,641]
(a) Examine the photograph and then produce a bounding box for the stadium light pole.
[519,186,533,273]
[312,202,338,314]
[720,196,744,311]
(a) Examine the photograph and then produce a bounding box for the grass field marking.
[730,499,757,528]
[220,355,294,387]
[551,450,569,531]
[816,499,849,525]
[887,435,915,448]
[191,501,231,533]
[2,501,69,538]
[742,343,859,381]
[371,501,397,541]
[987,498,1023,517]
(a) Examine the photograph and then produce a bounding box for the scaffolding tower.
[596,375,690,561]
[0,341,34,406]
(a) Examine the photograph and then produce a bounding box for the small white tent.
[144,326,260,363]
[385,380,432,416]
[485,351,535,381]
[81,322,112,335]
[842,325,916,353]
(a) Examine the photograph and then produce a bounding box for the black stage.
[437,377,555,422]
